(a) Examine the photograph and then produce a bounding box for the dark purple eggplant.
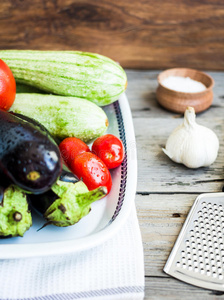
[59,169,79,184]
[10,112,60,144]
[29,170,107,227]
[0,109,62,194]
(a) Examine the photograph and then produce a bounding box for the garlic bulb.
[163,107,219,169]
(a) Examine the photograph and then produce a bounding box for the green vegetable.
[10,93,109,143]
[0,50,127,106]
[30,180,107,227]
[0,185,32,237]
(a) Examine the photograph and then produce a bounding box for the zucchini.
[10,93,109,143]
[0,50,127,106]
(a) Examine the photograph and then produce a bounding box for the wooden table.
[125,70,224,299]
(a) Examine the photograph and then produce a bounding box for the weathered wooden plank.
[134,116,224,193]
[135,193,196,277]
[144,277,223,300]
[125,70,224,193]
[0,1,224,70]
[129,70,224,297]
[125,70,224,119]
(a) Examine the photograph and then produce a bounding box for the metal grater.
[164,192,224,291]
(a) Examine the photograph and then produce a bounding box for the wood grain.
[125,70,224,194]
[0,0,224,70]
[125,70,224,298]
[144,277,223,299]
[136,193,195,277]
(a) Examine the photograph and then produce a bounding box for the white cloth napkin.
[0,204,145,300]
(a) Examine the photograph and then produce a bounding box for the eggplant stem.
[77,186,107,207]
[13,212,22,222]
[37,221,52,231]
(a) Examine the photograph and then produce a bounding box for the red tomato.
[92,134,124,169]
[0,59,16,110]
[59,137,90,168]
[71,152,112,194]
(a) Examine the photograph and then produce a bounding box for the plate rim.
[0,93,137,259]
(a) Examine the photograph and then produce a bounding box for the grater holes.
[204,217,209,223]
[203,245,208,252]
[196,237,201,243]
[193,259,198,266]
[192,247,197,254]
[201,232,206,239]
[212,229,217,235]
[192,255,197,262]
[194,266,199,273]
[213,236,218,242]
[204,257,209,264]
[205,263,210,269]
[198,255,203,262]
[179,200,224,279]
[176,261,181,268]
[197,242,202,249]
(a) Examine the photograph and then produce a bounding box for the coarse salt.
[162,76,206,93]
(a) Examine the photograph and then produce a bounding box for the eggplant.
[0,109,62,194]
[0,173,32,237]
[10,112,60,144]
[29,171,107,227]
[59,169,79,184]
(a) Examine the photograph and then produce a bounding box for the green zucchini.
[10,93,109,143]
[0,50,127,106]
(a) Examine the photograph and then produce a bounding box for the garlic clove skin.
[163,107,219,169]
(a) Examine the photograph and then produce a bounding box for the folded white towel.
[0,204,144,300]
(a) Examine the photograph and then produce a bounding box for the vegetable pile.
[0,51,126,238]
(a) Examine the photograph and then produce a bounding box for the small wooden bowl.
[156,68,214,113]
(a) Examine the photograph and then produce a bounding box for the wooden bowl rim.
[157,68,214,95]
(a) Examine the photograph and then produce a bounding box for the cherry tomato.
[59,137,90,168]
[0,59,16,110]
[92,134,124,169]
[71,152,112,194]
